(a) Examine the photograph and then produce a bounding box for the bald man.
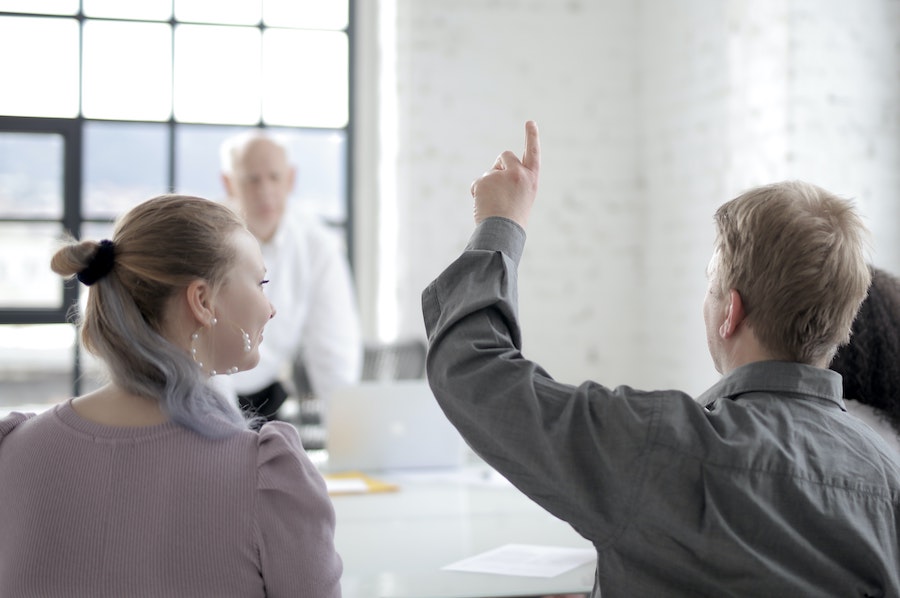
[220,131,362,423]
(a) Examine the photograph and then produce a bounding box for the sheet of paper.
[324,477,370,494]
[442,543,596,578]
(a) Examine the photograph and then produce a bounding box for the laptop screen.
[322,380,466,472]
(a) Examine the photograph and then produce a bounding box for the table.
[330,465,596,598]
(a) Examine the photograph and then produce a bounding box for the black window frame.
[0,2,355,398]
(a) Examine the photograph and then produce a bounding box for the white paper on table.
[442,543,596,578]
[324,477,370,494]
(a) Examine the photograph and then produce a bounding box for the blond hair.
[713,181,871,365]
[51,195,254,436]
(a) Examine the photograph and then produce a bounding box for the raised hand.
[470,120,541,228]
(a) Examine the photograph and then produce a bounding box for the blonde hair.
[713,181,871,365]
[51,194,255,436]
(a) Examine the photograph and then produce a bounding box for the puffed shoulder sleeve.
[255,422,342,598]
[0,412,33,443]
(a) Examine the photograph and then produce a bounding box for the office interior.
[3,0,899,412]
[1,1,898,596]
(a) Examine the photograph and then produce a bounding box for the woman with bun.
[0,195,342,597]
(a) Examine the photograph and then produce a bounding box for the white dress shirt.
[228,211,362,400]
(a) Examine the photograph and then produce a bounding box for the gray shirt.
[422,216,900,597]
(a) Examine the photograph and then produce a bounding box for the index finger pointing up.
[522,120,540,173]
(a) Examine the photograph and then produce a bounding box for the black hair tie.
[77,239,116,286]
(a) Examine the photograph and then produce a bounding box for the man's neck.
[719,331,778,375]
[720,344,828,375]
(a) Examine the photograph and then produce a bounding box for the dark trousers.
[238,381,288,428]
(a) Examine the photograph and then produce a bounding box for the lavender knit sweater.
[0,400,342,597]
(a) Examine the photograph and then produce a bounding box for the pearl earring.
[241,328,252,352]
[191,317,219,375]
[191,329,205,371]
[207,318,221,374]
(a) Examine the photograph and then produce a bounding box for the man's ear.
[186,279,215,325]
[719,289,746,339]
[287,165,297,193]
[221,173,235,198]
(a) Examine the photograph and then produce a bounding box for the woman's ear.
[186,279,215,325]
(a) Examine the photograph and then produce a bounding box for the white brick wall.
[786,0,900,272]
[359,0,900,394]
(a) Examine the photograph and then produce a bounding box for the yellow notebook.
[324,471,399,495]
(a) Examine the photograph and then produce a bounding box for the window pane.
[0,0,77,15]
[269,127,347,222]
[0,324,76,412]
[0,222,65,308]
[83,121,169,219]
[174,25,261,125]
[81,221,116,244]
[82,21,173,121]
[0,132,64,219]
[264,0,348,30]
[174,124,240,201]
[175,0,261,25]
[0,17,79,118]
[83,0,171,21]
[263,30,348,128]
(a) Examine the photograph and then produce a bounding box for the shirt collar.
[696,360,846,411]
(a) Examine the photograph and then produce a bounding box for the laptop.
[322,379,466,472]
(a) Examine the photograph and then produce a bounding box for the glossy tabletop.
[330,466,596,598]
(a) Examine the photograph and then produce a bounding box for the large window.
[0,0,352,409]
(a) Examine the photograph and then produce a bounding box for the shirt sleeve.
[421,217,660,545]
[297,227,363,400]
[254,422,342,597]
[0,412,33,442]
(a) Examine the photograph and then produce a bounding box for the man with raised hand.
[422,121,900,596]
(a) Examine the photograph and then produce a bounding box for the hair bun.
[51,238,107,279]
